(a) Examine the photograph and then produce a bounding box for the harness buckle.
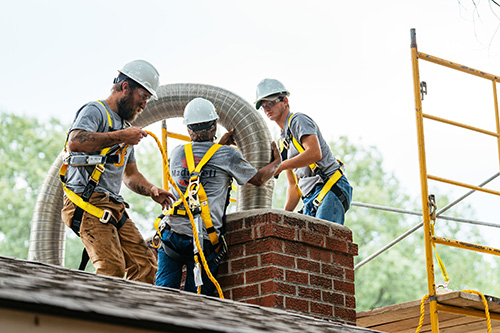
[312,198,321,207]
[100,210,112,223]
[282,138,290,150]
[95,163,105,173]
[87,155,105,165]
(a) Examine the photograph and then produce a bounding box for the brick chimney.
[218,209,358,325]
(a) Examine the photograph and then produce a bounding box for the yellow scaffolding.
[411,28,500,332]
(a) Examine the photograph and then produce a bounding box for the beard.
[117,92,140,122]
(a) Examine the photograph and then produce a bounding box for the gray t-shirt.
[281,112,339,197]
[166,141,258,239]
[64,101,135,203]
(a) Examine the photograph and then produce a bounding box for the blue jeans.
[155,229,219,296]
[302,175,353,225]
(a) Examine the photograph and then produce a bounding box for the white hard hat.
[183,98,219,125]
[118,60,160,99]
[255,78,290,110]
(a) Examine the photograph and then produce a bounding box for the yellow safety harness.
[60,101,130,237]
[146,133,225,297]
[153,142,228,261]
[279,112,348,212]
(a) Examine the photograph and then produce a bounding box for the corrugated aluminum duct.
[28,83,274,266]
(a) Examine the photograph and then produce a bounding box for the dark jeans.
[155,229,219,296]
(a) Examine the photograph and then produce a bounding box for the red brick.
[310,301,333,317]
[321,263,343,278]
[242,214,261,228]
[331,228,352,242]
[226,218,243,232]
[309,247,332,262]
[334,306,356,324]
[332,252,353,268]
[322,291,344,306]
[246,266,284,284]
[285,296,309,312]
[348,242,358,255]
[345,268,355,282]
[246,238,283,255]
[334,280,355,295]
[260,212,283,224]
[218,272,244,288]
[261,252,295,268]
[230,255,258,272]
[297,258,320,273]
[301,230,325,247]
[259,224,296,241]
[261,280,297,296]
[284,215,307,229]
[232,283,260,299]
[284,240,308,257]
[325,237,348,253]
[228,228,253,245]
[310,274,332,289]
[218,261,229,275]
[247,294,284,307]
[308,221,330,235]
[285,269,309,285]
[227,243,244,258]
[346,295,356,309]
[223,289,231,299]
[298,286,321,299]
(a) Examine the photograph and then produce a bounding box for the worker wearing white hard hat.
[61,60,175,283]
[155,97,282,296]
[255,78,353,225]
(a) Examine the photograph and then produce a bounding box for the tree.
[2,114,498,310]
[0,113,67,258]
[329,136,500,311]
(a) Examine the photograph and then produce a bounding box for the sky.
[1,1,500,245]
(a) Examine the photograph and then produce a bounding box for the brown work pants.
[61,192,157,283]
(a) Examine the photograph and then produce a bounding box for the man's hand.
[150,185,176,210]
[218,129,236,146]
[120,126,148,145]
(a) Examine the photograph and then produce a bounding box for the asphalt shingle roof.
[0,256,381,333]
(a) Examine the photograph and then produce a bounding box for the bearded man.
[61,60,175,283]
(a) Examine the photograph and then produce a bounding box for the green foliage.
[329,136,500,311]
[2,114,499,312]
[0,113,66,258]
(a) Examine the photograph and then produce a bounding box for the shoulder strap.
[184,143,223,174]
[286,113,318,172]
[96,100,113,131]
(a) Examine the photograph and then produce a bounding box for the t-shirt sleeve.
[224,147,258,185]
[291,113,318,144]
[127,146,136,164]
[70,103,107,134]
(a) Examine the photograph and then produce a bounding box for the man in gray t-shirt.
[255,78,353,225]
[61,60,175,283]
[155,97,281,296]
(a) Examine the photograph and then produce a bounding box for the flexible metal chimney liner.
[29,83,274,265]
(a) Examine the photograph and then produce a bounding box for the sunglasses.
[260,96,284,110]
[137,89,152,103]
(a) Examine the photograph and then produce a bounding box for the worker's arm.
[274,134,322,177]
[284,169,301,211]
[123,162,175,210]
[248,141,282,186]
[67,126,147,153]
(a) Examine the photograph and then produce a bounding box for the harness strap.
[280,112,349,212]
[312,169,349,212]
[282,113,318,172]
[164,143,223,247]
[61,101,126,236]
